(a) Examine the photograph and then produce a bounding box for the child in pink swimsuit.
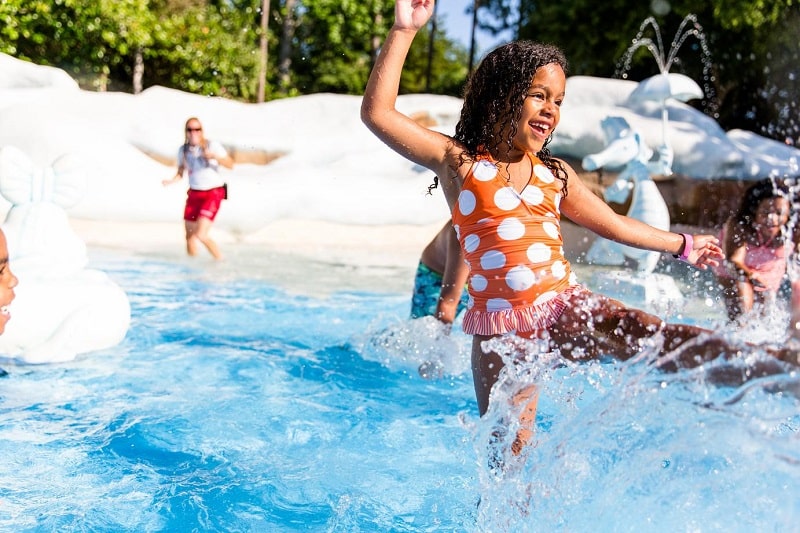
[361,0,800,457]
[713,179,793,322]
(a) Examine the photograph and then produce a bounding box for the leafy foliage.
[0,0,796,143]
[480,0,799,143]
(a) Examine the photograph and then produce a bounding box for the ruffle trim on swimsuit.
[462,284,585,336]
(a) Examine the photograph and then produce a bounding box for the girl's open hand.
[394,0,435,31]
[687,235,723,270]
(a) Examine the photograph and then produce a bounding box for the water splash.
[468,332,800,531]
[616,14,718,118]
[784,177,800,297]
[353,315,472,378]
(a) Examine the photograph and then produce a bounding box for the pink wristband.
[674,233,693,261]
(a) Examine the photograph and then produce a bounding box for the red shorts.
[184,187,225,222]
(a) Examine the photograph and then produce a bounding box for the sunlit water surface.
[1,247,799,532]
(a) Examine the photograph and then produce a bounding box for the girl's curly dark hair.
[438,41,569,194]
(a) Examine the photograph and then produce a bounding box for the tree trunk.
[277,0,297,94]
[257,0,270,103]
[133,46,144,94]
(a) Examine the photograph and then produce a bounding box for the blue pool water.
[1,248,799,531]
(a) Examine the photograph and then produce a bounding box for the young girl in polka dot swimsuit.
[362,0,798,456]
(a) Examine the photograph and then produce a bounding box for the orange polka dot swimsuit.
[452,152,579,335]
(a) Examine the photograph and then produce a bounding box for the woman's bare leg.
[185,217,222,260]
[193,216,223,260]
[184,220,200,256]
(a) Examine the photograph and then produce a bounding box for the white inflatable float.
[0,146,130,364]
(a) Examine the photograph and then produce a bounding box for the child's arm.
[436,223,469,324]
[559,161,722,269]
[722,241,768,289]
[361,0,453,179]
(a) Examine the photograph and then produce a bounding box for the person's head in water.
[732,178,791,248]
[0,228,18,334]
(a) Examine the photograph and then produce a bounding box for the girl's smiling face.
[510,63,566,155]
[755,196,790,241]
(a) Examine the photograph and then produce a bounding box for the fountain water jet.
[617,14,716,151]
[616,14,716,115]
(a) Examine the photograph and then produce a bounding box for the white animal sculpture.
[0,146,130,364]
[582,116,673,273]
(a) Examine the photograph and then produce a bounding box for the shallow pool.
[1,248,798,531]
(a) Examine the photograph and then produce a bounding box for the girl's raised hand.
[686,235,723,270]
[394,0,435,31]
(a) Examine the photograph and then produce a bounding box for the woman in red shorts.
[163,117,234,260]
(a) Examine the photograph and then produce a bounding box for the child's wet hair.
[451,41,569,191]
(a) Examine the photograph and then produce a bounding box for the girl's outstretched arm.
[361,0,454,178]
[559,160,723,269]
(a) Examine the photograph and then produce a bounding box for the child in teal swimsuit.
[410,221,469,325]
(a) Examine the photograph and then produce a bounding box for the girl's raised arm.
[361,0,453,177]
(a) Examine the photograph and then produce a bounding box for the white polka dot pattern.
[463,233,480,253]
[458,189,475,216]
[506,265,536,291]
[480,250,506,270]
[497,217,525,240]
[452,153,574,335]
[533,164,555,183]
[551,260,567,279]
[473,160,498,181]
[494,187,521,211]
[487,298,512,312]
[542,221,559,240]
[520,186,544,206]
[527,242,551,264]
[470,274,488,291]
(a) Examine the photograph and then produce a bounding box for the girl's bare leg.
[471,335,539,455]
[549,290,748,370]
[511,385,538,455]
[471,335,501,417]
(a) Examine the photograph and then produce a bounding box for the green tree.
[0,0,471,101]
[0,0,157,91]
[402,24,470,96]
[480,0,799,144]
[143,1,261,99]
